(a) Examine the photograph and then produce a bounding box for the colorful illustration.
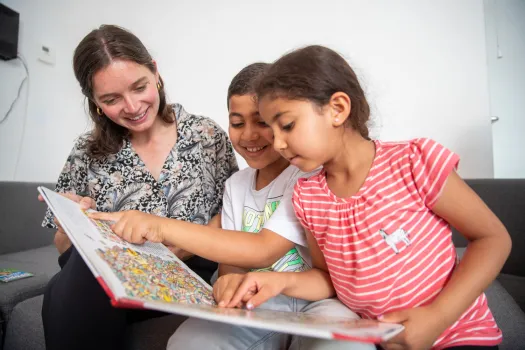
[0,269,34,283]
[96,246,215,306]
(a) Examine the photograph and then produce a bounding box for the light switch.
[38,45,55,65]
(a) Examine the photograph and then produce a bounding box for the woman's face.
[92,59,160,134]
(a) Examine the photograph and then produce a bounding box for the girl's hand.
[213,273,255,308]
[88,210,165,244]
[379,305,446,350]
[226,272,288,310]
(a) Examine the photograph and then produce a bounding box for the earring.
[334,118,340,123]
[96,107,103,116]
[157,81,162,90]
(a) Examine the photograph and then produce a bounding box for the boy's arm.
[218,264,247,277]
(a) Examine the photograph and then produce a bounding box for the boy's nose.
[241,125,259,141]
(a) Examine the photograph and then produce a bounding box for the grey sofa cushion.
[0,245,59,322]
[5,295,187,350]
[486,279,525,349]
[4,295,45,350]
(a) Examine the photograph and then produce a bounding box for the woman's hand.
[39,192,96,254]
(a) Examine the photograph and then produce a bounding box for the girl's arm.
[222,228,336,309]
[89,210,295,268]
[423,171,511,326]
[381,171,511,349]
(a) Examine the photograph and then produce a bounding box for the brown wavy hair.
[73,25,174,158]
[256,45,370,139]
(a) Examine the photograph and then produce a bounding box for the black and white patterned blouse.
[42,104,238,280]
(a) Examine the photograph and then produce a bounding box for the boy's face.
[228,94,284,170]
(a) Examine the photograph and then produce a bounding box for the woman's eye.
[230,123,244,128]
[257,121,269,127]
[135,85,146,92]
[103,99,116,106]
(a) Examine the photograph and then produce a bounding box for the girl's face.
[92,59,160,135]
[259,96,340,173]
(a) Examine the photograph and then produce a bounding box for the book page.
[38,187,214,306]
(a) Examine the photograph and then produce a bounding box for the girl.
[225,45,511,350]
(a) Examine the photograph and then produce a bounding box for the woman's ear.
[328,92,351,127]
[152,60,160,80]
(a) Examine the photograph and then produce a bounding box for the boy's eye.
[282,122,294,131]
[230,122,244,128]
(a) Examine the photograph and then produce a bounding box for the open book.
[39,186,404,343]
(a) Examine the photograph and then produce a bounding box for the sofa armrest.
[0,182,56,255]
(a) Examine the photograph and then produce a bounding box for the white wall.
[485,0,525,178]
[0,0,493,182]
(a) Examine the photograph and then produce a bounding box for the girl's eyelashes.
[282,122,295,131]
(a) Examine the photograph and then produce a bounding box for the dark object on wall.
[0,4,20,60]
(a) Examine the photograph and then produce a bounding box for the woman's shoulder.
[173,103,228,144]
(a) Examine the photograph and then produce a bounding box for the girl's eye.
[257,121,269,127]
[230,123,244,128]
[135,85,146,92]
[282,122,294,131]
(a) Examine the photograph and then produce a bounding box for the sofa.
[1,180,524,349]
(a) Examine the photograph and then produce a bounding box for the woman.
[40,24,237,350]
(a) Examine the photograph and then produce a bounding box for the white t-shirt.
[221,165,317,272]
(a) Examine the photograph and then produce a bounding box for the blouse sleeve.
[42,136,90,228]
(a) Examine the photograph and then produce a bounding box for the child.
[223,45,511,350]
[91,63,374,350]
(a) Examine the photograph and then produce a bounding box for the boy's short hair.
[227,62,270,108]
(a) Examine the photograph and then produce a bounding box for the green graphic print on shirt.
[242,199,309,273]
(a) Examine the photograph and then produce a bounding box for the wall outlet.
[38,45,55,65]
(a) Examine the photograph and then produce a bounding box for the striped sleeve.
[410,138,460,208]
[292,179,310,230]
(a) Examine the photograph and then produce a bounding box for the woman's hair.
[227,62,270,108]
[73,24,174,158]
[256,45,370,139]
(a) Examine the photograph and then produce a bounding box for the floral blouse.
[43,104,238,279]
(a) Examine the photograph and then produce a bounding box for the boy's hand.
[379,305,446,350]
[88,210,165,245]
[227,272,287,310]
[213,273,255,308]
[166,244,194,261]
